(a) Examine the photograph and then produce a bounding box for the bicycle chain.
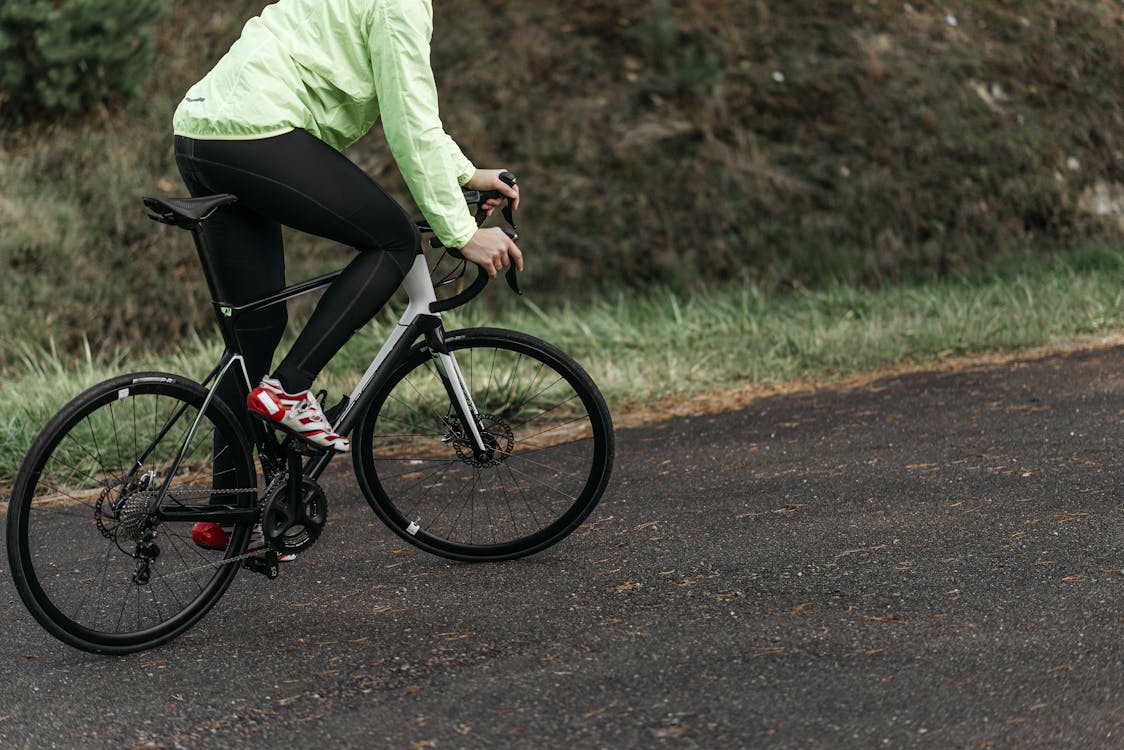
[162,472,292,578]
[95,475,286,579]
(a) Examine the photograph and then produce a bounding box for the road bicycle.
[6,175,614,654]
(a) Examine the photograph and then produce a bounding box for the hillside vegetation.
[0,0,1122,365]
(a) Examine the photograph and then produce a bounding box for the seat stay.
[145,353,252,516]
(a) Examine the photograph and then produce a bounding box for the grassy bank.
[3,242,1122,486]
[2,1,1122,368]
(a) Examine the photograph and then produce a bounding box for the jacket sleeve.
[369,0,477,248]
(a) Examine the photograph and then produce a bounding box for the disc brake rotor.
[445,413,514,468]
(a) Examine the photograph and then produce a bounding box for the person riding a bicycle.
[8,0,615,655]
[173,0,522,455]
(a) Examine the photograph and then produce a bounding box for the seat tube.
[190,224,245,354]
[190,224,226,304]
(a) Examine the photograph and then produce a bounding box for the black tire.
[6,372,256,654]
[353,328,614,562]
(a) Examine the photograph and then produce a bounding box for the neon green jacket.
[173,0,477,249]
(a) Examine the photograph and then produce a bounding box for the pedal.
[243,551,280,580]
[279,434,328,457]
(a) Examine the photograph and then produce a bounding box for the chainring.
[260,476,328,555]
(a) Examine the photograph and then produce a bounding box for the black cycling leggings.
[174,130,419,399]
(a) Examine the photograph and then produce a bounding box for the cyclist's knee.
[360,216,419,259]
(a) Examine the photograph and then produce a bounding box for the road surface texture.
[2,345,1121,749]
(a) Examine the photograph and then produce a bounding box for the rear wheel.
[6,372,257,654]
[353,328,614,561]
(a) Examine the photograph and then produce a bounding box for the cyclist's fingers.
[506,184,520,211]
[508,241,524,272]
[489,174,519,209]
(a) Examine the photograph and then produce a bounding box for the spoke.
[132,395,139,469]
[497,463,524,541]
[514,411,592,445]
[388,364,446,429]
[486,346,502,408]
[435,466,478,536]
[29,506,101,521]
[376,457,461,484]
[504,450,589,485]
[109,401,123,474]
[501,436,593,460]
[484,465,501,545]
[376,408,444,436]
[29,481,102,509]
[506,360,550,416]
[504,461,545,533]
[509,393,580,433]
[56,431,115,487]
[85,415,110,482]
[145,577,166,627]
[160,528,209,591]
[72,540,117,626]
[114,569,132,633]
[503,462,580,503]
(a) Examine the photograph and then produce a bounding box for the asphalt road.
[2,346,1122,749]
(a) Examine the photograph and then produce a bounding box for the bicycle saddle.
[143,194,238,227]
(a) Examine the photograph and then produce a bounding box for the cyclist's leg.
[173,129,418,395]
[175,140,287,494]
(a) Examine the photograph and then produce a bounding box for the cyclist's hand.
[465,168,520,214]
[459,227,523,278]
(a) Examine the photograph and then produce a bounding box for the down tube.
[302,314,440,480]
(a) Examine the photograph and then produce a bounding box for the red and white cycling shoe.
[246,376,350,453]
[191,522,297,562]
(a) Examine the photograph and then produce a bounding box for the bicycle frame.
[153,224,488,525]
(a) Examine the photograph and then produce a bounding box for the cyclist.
[173,0,521,551]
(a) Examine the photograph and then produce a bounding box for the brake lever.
[495,173,522,294]
[501,227,523,296]
[463,173,522,294]
[498,171,517,231]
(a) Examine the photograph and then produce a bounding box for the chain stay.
[101,475,282,580]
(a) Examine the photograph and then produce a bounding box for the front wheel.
[353,328,614,561]
[6,372,257,654]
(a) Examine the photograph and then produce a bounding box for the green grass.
[3,242,1123,487]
